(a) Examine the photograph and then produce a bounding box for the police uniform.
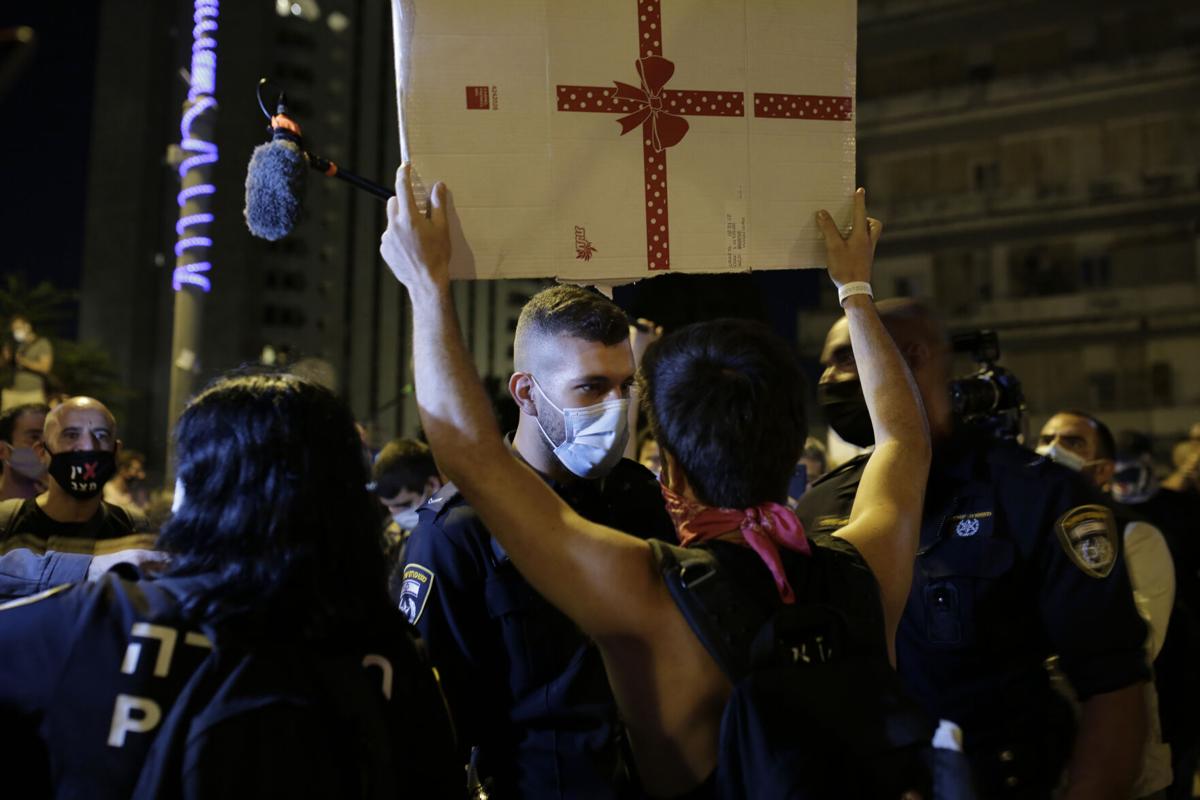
[795,426,1150,798]
[400,456,675,799]
[0,571,461,799]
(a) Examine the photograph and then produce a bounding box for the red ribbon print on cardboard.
[554,0,853,271]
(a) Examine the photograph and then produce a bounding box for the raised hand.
[815,187,883,291]
[379,163,451,296]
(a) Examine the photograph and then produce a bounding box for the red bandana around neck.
[660,481,811,604]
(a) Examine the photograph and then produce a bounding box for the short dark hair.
[159,372,388,636]
[372,438,437,498]
[1115,430,1153,461]
[639,319,807,508]
[0,403,49,442]
[1062,409,1116,460]
[515,285,629,354]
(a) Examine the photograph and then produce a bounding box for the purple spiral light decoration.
[173,0,220,292]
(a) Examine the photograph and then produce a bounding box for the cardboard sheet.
[401,0,857,282]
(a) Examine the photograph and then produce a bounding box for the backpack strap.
[648,539,760,681]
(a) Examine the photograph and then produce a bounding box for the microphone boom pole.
[305,151,393,201]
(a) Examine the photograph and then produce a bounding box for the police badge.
[399,564,435,624]
[1055,504,1119,578]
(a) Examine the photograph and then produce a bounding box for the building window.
[1079,254,1111,289]
[1009,245,1077,297]
[971,160,999,193]
[1150,362,1174,406]
[1086,372,1118,411]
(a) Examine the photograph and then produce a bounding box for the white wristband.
[837,281,873,306]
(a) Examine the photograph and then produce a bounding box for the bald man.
[796,300,1151,800]
[0,397,156,601]
[398,285,675,799]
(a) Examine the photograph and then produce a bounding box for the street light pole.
[167,0,220,482]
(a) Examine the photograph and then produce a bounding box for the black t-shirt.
[0,498,153,555]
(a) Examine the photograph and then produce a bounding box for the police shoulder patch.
[398,564,435,625]
[1055,504,1119,578]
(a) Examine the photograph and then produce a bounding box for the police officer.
[399,285,675,798]
[796,299,1151,800]
[384,178,941,797]
[0,374,460,798]
[1038,412,1179,799]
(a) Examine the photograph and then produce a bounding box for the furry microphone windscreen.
[244,139,306,241]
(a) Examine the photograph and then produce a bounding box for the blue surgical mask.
[392,507,422,531]
[531,378,629,479]
[4,444,47,481]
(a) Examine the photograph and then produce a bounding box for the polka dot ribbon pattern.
[555,0,853,271]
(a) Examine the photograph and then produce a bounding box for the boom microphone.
[244,81,395,241]
[244,109,306,241]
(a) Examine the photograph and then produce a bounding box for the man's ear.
[509,372,538,416]
[1094,459,1116,489]
[0,441,10,461]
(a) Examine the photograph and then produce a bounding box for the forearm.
[817,196,930,652]
[17,355,51,375]
[408,282,508,474]
[1061,684,1146,800]
[0,550,89,602]
[842,295,928,457]
[406,280,655,638]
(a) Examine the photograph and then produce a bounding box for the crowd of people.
[0,172,1197,799]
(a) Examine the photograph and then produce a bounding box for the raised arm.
[815,190,931,652]
[379,165,664,640]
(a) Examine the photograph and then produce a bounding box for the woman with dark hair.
[0,372,460,798]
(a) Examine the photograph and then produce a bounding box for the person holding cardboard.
[380,165,932,796]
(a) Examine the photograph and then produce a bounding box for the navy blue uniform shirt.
[0,571,460,799]
[400,456,675,799]
[795,426,1149,798]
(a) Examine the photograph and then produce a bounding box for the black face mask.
[817,380,875,448]
[46,448,117,500]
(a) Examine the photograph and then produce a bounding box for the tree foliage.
[0,274,132,415]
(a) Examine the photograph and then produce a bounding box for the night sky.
[0,5,100,299]
[0,4,821,342]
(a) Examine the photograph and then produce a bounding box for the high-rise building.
[78,0,550,466]
[799,0,1200,447]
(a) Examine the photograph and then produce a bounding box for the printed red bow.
[612,56,690,153]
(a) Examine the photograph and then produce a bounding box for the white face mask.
[11,328,29,343]
[531,377,629,479]
[1036,442,1098,474]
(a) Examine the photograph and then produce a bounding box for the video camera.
[949,331,1025,440]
